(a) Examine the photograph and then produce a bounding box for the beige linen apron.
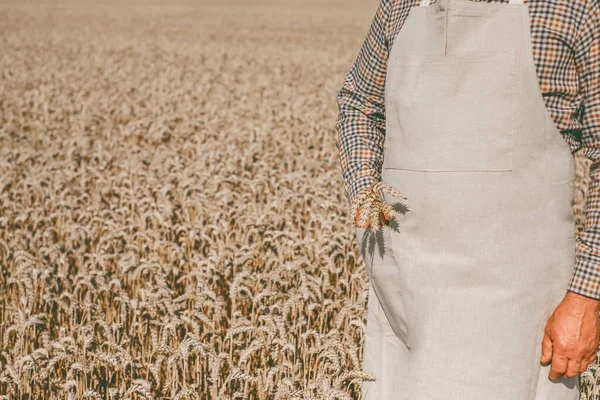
[354,0,579,398]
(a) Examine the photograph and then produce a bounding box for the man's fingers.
[540,331,553,366]
[548,354,569,380]
[564,359,582,378]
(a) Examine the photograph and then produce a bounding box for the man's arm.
[334,0,392,223]
[566,1,600,301]
[537,4,600,378]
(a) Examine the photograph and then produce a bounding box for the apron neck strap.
[419,0,524,7]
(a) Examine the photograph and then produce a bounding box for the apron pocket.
[385,50,517,172]
[355,226,412,349]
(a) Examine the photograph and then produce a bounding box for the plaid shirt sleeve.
[566,0,600,300]
[334,0,392,212]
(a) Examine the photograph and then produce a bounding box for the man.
[335,0,600,398]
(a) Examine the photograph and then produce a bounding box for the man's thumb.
[540,331,553,365]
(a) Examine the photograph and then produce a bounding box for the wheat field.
[0,0,598,399]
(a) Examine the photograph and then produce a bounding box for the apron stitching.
[444,3,449,55]
[511,45,518,169]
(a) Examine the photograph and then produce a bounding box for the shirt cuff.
[345,171,379,210]
[566,237,600,300]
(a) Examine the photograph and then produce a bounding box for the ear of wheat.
[351,181,408,230]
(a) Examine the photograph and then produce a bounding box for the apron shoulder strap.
[419,0,524,7]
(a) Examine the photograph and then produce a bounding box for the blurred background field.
[0,0,597,399]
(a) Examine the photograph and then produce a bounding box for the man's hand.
[355,205,391,228]
[540,291,600,379]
